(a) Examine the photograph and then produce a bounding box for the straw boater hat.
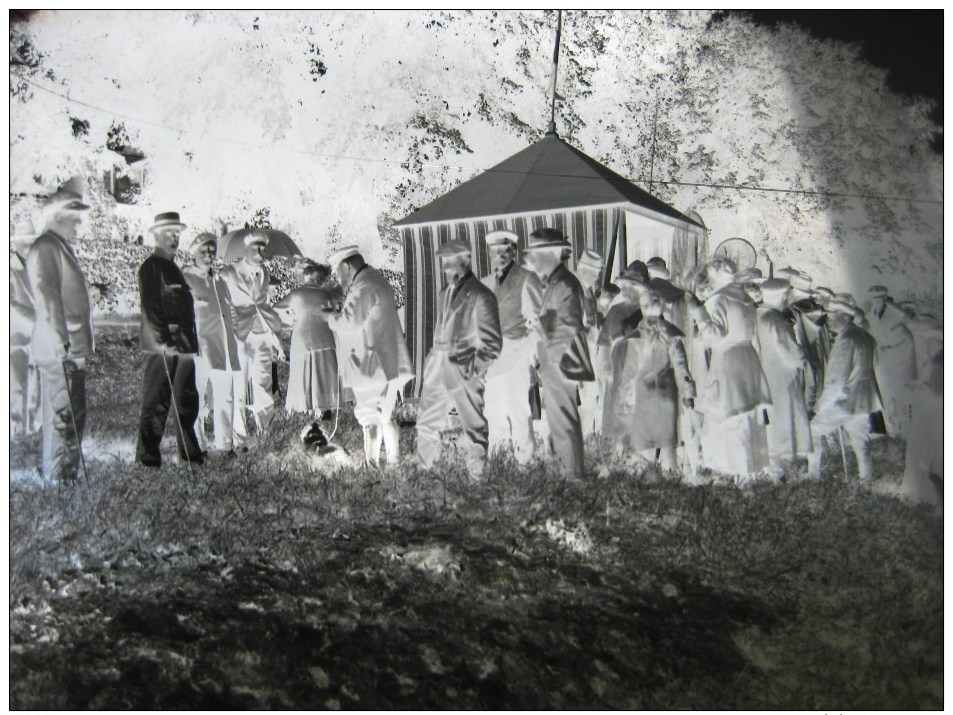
[484,229,518,247]
[524,228,570,251]
[243,229,269,247]
[45,176,90,211]
[326,245,362,266]
[189,232,218,253]
[148,211,186,233]
[435,239,472,259]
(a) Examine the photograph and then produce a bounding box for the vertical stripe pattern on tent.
[403,228,419,397]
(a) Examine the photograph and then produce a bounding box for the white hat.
[327,245,362,266]
[484,229,518,247]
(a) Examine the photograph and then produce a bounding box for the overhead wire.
[11,70,942,206]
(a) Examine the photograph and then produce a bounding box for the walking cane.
[61,352,90,487]
[837,426,850,485]
[161,352,196,480]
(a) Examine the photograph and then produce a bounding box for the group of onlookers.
[10,178,943,508]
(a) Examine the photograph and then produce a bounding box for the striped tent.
[394,132,708,397]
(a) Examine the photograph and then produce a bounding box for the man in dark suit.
[136,211,204,468]
[26,177,94,483]
[415,240,502,479]
[523,228,594,479]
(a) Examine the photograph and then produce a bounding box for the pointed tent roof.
[394,132,704,229]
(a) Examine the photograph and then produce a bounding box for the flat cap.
[484,229,518,246]
[436,239,472,258]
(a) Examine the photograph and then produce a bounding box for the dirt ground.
[8,327,944,709]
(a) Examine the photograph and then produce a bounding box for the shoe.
[138,458,161,468]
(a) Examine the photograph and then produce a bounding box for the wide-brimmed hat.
[243,230,269,247]
[828,299,863,321]
[616,261,649,288]
[484,229,518,247]
[44,176,90,211]
[149,211,186,233]
[524,228,570,251]
[189,232,218,253]
[759,278,791,296]
[326,245,362,266]
[436,239,472,259]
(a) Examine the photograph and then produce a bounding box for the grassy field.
[9,325,943,709]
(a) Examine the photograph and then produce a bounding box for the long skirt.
[286,347,339,413]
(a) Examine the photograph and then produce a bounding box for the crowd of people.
[10,178,943,507]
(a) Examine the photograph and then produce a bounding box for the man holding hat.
[754,278,813,479]
[776,267,828,413]
[808,298,882,484]
[219,230,285,435]
[325,245,413,466]
[415,239,502,478]
[183,232,246,452]
[136,211,204,468]
[864,285,916,437]
[523,228,594,478]
[480,229,542,463]
[26,177,95,482]
[11,217,40,435]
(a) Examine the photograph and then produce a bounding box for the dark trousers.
[36,358,86,482]
[136,353,202,465]
[539,359,585,479]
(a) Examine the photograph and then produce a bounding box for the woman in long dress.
[276,260,342,418]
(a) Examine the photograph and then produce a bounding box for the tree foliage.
[9,10,941,309]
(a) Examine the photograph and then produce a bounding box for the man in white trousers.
[480,230,542,463]
[219,231,285,436]
[183,232,247,452]
[325,245,414,467]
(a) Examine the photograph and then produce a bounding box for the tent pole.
[649,93,660,195]
[604,210,621,286]
[547,10,563,135]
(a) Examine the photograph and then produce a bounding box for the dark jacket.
[138,254,198,354]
